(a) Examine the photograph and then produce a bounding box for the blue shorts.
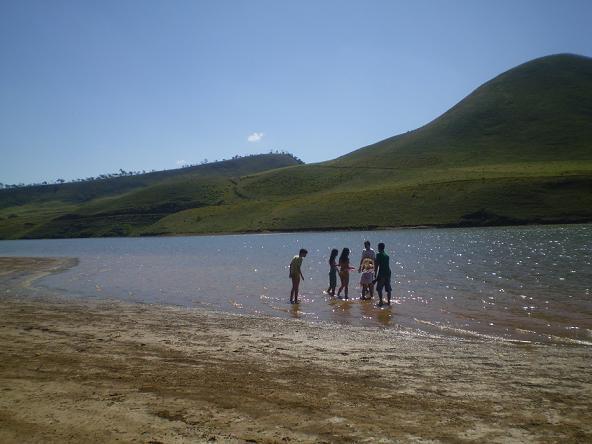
[376,274,392,293]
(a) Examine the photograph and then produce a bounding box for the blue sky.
[1,0,591,184]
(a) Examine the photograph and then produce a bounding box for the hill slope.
[336,53,592,168]
[143,54,592,235]
[1,54,591,239]
[0,154,302,238]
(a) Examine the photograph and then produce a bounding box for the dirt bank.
[0,257,590,443]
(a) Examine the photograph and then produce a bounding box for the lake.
[1,225,590,345]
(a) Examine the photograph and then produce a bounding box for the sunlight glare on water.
[1,225,590,345]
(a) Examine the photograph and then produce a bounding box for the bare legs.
[361,283,374,300]
[337,272,349,299]
[290,275,301,304]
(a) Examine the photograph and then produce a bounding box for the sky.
[1,0,591,185]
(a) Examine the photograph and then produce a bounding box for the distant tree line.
[0,150,302,190]
[0,168,155,189]
[185,150,302,167]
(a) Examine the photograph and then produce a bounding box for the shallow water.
[1,225,591,345]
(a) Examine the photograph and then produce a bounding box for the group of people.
[289,240,392,306]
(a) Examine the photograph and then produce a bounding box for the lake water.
[1,225,591,345]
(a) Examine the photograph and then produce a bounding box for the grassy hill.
[0,154,302,238]
[2,54,591,239]
[335,53,592,168]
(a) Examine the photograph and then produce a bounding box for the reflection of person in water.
[374,242,392,306]
[289,248,307,304]
[359,297,392,326]
[289,302,301,319]
[326,248,339,296]
[337,248,355,299]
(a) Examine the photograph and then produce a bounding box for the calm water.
[1,225,591,345]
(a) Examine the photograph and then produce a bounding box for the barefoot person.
[358,240,376,298]
[326,248,339,296]
[337,248,355,300]
[289,248,307,304]
[374,242,392,306]
[360,258,375,300]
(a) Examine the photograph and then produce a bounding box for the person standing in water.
[289,248,308,304]
[358,240,376,298]
[358,240,376,271]
[359,257,375,300]
[337,248,355,299]
[327,248,339,296]
[374,242,392,306]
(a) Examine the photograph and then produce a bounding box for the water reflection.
[360,300,393,326]
[289,303,301,319]
[359,299,375,322]
[376,307,393,326]
[327,297,353,324]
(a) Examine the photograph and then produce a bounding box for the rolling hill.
[0,154,302,238]
[1,53,591,239]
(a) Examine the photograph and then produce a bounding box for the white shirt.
[361,248,376,261]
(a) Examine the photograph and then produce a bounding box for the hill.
[335,53,592,168]
[140,54,592,235]
[0,154,302,238]
[1,54,591,239]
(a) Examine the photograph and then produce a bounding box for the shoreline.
[5,219,591,241]
[1,257,591,442]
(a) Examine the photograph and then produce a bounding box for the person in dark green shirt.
[374,242,392,306]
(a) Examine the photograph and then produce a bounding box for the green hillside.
[334,53,592,168]
[145,53,592,236]
[0,154,302,238]
[2,54,591,239]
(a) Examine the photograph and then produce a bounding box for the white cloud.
[247,132,264,142]
[176,160,187,166]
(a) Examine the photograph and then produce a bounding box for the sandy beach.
[0,257,590,443]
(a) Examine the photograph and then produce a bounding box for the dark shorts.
[329,269,337,287]
[376,274,392,293]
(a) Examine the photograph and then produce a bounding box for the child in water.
[289,248,308,304]
[360,258,375,300]
[327,248,339,296]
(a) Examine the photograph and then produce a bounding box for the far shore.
[0,256,591,443]
[127,218,592,238]
[9,218,590,241]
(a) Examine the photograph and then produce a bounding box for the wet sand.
[0,257,591,443]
